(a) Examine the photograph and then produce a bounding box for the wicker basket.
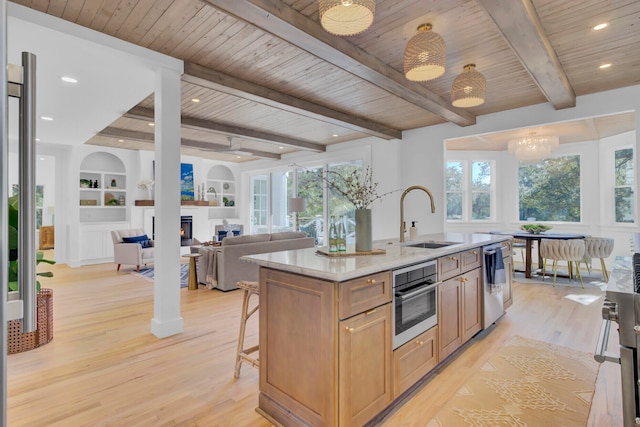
[7,288,54,354]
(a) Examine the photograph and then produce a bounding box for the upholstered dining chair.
[539,239,586,288]
[512,238,526,271]
[582,237,614,282]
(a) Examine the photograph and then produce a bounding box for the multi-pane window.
[250,175,268,234]
[446,161,463,220]
[518,155,580,222]
[446,161,493,221]
[614,147,634,223]
[248,160,364,244]
[297,165,323,244]
[471,162,491,220]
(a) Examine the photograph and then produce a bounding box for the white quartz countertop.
[241,232,511,282]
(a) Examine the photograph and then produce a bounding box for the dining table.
[490,231,589,278]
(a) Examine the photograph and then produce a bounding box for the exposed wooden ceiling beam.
[476,0,576,109]
[97,127,282,160]
[125,106,326,153]
[201,0,476,127]
[183,62,402,141]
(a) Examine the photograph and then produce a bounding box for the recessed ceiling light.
[236,155,241,159]
[148,122,155,126]
[332,134,338,137]
[118,139,124,143]
[593,23,608,31]
[279,146,284,150]
[599,63,612,69]
[61,76,78,83]
[35,138,40,141]
[191,98,200,103]
[41,116,53,121]
[39,157,45,161]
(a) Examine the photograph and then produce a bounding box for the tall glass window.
[270,169,293,232]
[248,160,365,245]
[250,175,268,234]
[446,161,463,220]
[446,160,493,221]
[518,155,580,222]
[614,147,634,223]
[297,165,324,245]
[471,161,491,220]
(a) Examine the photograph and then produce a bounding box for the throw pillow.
[122,234,152,248]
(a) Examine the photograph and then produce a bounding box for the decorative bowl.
[520,224,552,234]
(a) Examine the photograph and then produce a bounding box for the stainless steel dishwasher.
[482,242,506,328]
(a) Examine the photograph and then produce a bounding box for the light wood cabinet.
[438,267,482,361]
[438,253,461,281]
[339,271,392,320]
[438,277,462,361]
[259,268,392,427]
[460,248,482,272]
[461,268,482,342]
[438,248,482,281]
[339,304,393,426]
[392,326,438,398]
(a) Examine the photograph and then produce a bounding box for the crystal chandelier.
[404,23,446,81]
[451,64,486,108]
[319,0,376,36]
[508,133,560,162]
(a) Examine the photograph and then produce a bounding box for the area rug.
[132,264,191,288]
[427,335,600,427]
[513,265,608,290]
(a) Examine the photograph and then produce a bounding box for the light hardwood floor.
[7,259,621,426]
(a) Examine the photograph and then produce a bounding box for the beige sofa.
[199,231,315,291]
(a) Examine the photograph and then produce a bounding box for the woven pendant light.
[404,23,446,81]
[451,64,486,108]
[319,0,375,36]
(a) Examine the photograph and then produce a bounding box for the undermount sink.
[403,241,460,249]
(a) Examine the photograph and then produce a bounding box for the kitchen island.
[241,232,511,427]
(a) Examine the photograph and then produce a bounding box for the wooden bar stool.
[234,280,260,379]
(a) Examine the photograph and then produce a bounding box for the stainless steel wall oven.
[392,260,438,349]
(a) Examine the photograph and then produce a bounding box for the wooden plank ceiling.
[12,0,640,161]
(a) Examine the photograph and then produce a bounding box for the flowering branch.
[322,166,399,210]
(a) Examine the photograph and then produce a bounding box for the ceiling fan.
[221,136,253,157]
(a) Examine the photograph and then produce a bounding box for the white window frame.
[245,147,371,238]
[446,159,496,222]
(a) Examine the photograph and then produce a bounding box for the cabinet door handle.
[345,326,354,333]
[472,250,478,254]
[417,340,424,346]
[364,308,377,315]
[367,279,377,284]
[449,256,457,261]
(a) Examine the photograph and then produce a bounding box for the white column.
[151,67,183,338]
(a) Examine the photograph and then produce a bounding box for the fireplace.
[152,216,193,247]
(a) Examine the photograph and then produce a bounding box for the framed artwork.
[152,161,195,201]
[180,163,194,200]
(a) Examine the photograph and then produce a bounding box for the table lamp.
[288,198,306,232]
